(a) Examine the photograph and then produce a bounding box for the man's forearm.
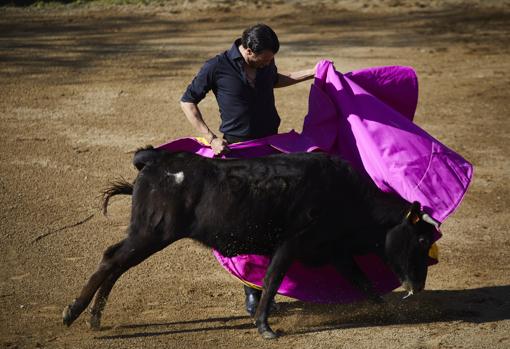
[274,68,315,88]
[180,101,217,143]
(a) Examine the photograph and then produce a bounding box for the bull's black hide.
[63,149,438,339]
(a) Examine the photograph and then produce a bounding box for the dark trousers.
[223,134,253,144]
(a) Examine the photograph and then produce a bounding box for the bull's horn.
[402,290,414,300]
[422,213,441,229]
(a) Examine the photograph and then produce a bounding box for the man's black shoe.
[244,285,279,317]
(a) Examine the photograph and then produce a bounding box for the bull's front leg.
[332,256,384,304]
[254,240,295,339]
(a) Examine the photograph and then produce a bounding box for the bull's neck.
[354,189,409,253]
[371,190,409,228]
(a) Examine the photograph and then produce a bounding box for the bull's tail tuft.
[102,178,134,216]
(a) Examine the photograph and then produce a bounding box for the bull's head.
[384,202,440,298]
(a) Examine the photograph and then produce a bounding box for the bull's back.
[189,153,349,256]
[132,151,359,257]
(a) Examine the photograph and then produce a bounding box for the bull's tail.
[102,146,161,215]
[102,178,134,216]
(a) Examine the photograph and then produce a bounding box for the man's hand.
[210,136,230,156]
[180,101,230,155]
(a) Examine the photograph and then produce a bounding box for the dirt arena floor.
[1,0,509,348]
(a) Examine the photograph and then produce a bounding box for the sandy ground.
[1,1,509,348]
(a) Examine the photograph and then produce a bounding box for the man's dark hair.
[241,24,279,54]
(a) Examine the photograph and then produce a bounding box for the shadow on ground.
[94,285,510,340]
[1,6,509,82]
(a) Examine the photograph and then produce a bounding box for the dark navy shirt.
[181,39,280,140]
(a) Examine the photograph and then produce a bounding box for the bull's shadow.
[95,285,509,340]
[280,285,510,335]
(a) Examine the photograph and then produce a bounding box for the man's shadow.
[96,285,510,340]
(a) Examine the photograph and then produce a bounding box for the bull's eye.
[418,237,429,247]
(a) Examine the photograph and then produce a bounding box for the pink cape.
[158,60,473,303]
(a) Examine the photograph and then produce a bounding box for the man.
[180,24,316,315]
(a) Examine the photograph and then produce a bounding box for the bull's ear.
[405,201,421,225]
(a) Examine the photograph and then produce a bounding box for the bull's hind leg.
[87,233,175,330]
[63,234,174,328]
[254,240,295,339]
[63,240,125,327]
[88,271,122,330]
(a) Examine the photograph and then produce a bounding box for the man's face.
[245,49,275,69]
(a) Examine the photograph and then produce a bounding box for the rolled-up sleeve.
[181,58,216,104]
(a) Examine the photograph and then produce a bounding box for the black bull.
[63,148,440,339]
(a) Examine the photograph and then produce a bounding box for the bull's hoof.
[261,329,278,339]
[63,304,76,327]
[88,314,101,331]
[62,299,83,327]
[256,322,278,339]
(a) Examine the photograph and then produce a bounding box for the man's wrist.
[206,132,217,144]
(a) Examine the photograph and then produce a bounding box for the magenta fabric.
[157,60,473,303]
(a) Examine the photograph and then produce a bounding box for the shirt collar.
[227,38,244,62]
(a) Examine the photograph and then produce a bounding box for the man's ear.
[405,201,421,225]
